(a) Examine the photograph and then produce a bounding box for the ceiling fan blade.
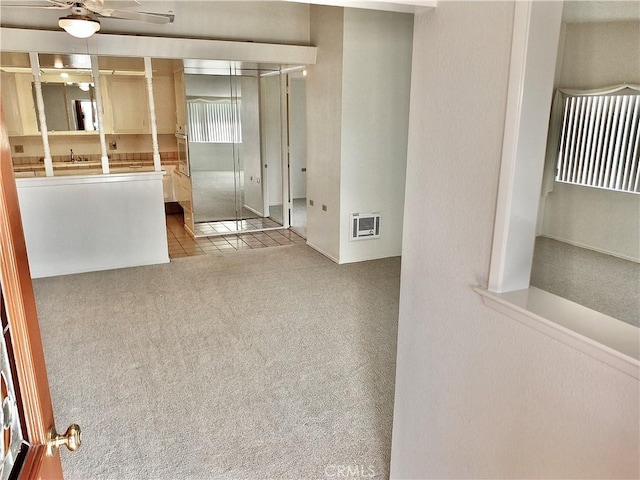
[82,0,140,13]
[98,8,174,24]
[1,0,72,8]
[101,0,140,8]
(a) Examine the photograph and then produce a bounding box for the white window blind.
[556,93,640,194]
[187,99,242,143]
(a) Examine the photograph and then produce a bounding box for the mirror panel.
[184,62,285,236]
[36,53,97,133]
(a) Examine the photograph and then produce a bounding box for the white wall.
[306,6,412,264]
[339,8,412,263]
[558,20,640,89]
[540,20,640,261]
[542,183,640,261]
[16,173,169,278]
[391,2,639,479]
[306,5,344,261]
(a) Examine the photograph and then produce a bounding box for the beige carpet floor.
[530,236,640,327]
[192,170,258,223]
[33,245,400,479]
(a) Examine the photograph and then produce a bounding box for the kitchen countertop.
[13,159,177,177]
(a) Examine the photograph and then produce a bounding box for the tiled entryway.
[166,213,305,259]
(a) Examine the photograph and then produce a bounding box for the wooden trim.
[20,446,63,480]
[0,100,63,477]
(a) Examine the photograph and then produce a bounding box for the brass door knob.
[46,424,81,457]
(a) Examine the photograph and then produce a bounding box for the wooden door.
[0,101,66,478]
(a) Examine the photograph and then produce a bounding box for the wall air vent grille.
[350,213,381,241]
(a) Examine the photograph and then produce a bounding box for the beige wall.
[558,20,640,89]
[391,2,640,478]
[542,183,640,261]
[306,6,344,261]
[339,8,412,263]
[306,6,412,263]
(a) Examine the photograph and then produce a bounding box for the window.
[187,99,242,143]
[481,1,638,377]
[555,88,639,194]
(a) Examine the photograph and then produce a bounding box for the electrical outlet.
[322,204,327,211]
[301,167,306,172]
[109,141,117,150]
[14,145,24,153]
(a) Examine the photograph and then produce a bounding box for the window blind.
[556,93,639,194]
[187,100,242,143]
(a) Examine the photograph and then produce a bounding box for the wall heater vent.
[350,213,381,241]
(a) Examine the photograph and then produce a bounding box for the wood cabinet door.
[153,76,177,134]
[0,73,23,136]
[1,100,70,479]
[109,76,149,134]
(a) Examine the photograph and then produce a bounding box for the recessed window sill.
[475,286,639,379]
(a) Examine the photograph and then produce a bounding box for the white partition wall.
[391,2,639,478]
[16,172,169,278]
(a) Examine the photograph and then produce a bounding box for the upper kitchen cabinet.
[99,56,147,134]
[107,76,149,133]
[152,76,176,134]
[151,58,179,134]
[0,52,38,136]
[173,67,187,128]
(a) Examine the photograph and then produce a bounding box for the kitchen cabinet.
[152,76,177,134]
[106,76,149,134]
[173,69,187,128]
[1,72,38,135]
[102,75,176,135]
[173,169,194,235]
[162,165,176,202]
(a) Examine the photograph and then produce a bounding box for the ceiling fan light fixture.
[58,15,101,39]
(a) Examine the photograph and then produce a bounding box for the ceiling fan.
[2,0,175,38]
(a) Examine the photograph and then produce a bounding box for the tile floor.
[192,216,282,236]
[166,213,306,259]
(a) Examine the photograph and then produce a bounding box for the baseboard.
[337,252,402,265]
[243,204,265,217]
[540,235,640,263]
[306,242,339,264]
[31,255,171,279]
